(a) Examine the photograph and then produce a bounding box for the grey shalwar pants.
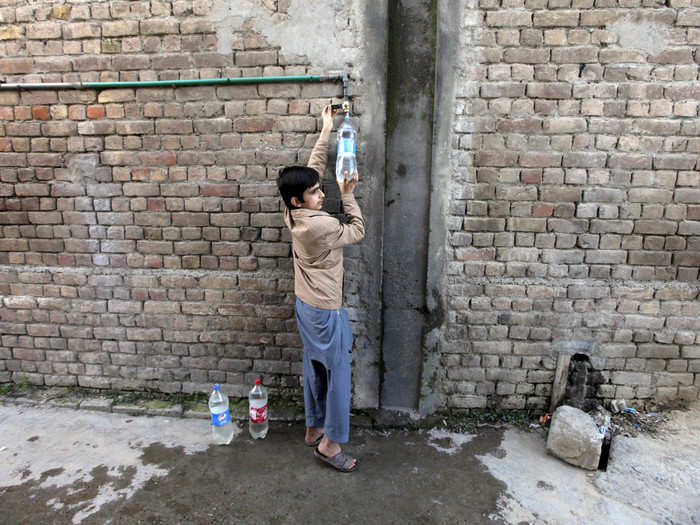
[295,297,352,443]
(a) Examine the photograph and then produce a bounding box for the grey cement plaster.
[348,1,388,410]
[608,16,670,56]
[381,0,437,410]
[419,0,467,416]
[211,0,359,70]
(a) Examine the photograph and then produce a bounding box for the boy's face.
[294,183,324,211]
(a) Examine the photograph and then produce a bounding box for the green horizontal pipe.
[0,74,346,91]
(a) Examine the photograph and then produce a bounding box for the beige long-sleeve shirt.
[283,135,365,310]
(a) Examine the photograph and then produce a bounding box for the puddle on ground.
[425,428,475,455]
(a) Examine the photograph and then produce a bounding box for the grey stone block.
[46,399,80,410]
[146,404,183,417]
[546,405,602,470]
[113,404,147,416]
[183,409,210,420]
[79,398,113,412]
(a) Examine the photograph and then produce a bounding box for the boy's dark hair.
[277,166,319,210]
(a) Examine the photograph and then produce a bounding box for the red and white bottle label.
[249,404,267,423]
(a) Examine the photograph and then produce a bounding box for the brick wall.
[444,0,700,410]
[0,0,357,399]
[1,0,698,411]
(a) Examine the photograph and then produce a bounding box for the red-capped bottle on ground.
[248,377,268,439]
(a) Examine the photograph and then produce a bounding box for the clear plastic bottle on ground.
[248,377,268,439]
[335,112,357,183]
[208,384,234,445]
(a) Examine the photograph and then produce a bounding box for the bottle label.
[211,410,231,427]
[337,138,355,156]
[249,404,268,424]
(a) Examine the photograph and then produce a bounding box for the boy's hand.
[321,104,336,132]
[338,170,359,195]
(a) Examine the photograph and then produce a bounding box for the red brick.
[235,50,277,66]
[140,152,177,166]
[103,20,139,37]
[14,106,32,120]
[101,151,139,165]
[674,252,700,266]
[521,170,542,184]
[519,152,562,167]
[497,118,542,133]
[201,184,238,197]
[534,11,580,27]
[73,55,111,71]
[456,247,496,261]
[87,105,105,119]
[0,153,27,168]
[32,106,50,120]
[152,55,191,70]
[145,256,163,268]
[28,153,62,167]
[13,349,45,361]
[527,82,572,99]
[58,254,75,266]
[474,151,519,167]
[533,203,554,217]
[234,118,275,133]
[239,256,258,271]
[42,121,78,136]
[0,239,29,250]
[0,58,33,74]
[6,122,41,136]
[147,198,166,211]
[504,48,550,64]
[0,107,13,121]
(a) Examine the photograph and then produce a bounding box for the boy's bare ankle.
[318,437,342,457]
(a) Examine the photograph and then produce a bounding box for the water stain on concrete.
[1,464,138,525]
[75,425,507,524]
[0,400,508,524]
[3,403,698,524]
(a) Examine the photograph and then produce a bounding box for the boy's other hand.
[339,170,359,195]
[322,105,337,131]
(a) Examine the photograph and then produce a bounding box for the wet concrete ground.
[1,402,698,524]
[0,404,505,525]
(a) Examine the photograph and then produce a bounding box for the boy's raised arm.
[322,171,364,250]
[327,193,365,249]
[306,105,336,175]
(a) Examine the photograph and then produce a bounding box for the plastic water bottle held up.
[208,384,234,445]
[248,377,268,439]
[335,106,356,183]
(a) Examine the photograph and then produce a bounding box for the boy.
[277,105,364,472]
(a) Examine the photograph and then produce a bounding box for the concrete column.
[381,0,437,410]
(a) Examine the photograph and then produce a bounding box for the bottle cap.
[213,384,220,390]
[255,377,262,385]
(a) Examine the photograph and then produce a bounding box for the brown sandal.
[314,446,358,473]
